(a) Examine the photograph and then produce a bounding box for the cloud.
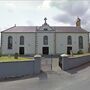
[38,0,51,9]
[61,0,88,16]
[53,13,74,25]
[1,1,44,13]
[51,0,89,16]
[51,0,90,30]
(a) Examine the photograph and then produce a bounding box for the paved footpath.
[0,60,90,90]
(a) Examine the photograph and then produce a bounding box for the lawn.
[69,53,90,58]
[0,56,33,62]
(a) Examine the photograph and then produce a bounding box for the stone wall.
[61,55,90,70]
[0,55,41,78]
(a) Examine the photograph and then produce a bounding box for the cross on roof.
[44,17,47,24]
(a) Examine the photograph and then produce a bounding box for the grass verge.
[0,56,33,62]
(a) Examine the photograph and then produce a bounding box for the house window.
[8,36,13,49]
[43,36,48,45]
[20,36,24,45]
[79,36,83,49]
[67,36,72,45]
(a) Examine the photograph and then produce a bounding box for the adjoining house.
[1,18,89,55]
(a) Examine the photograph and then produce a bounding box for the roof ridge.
[53,26,76,27]
[17,26,37,27]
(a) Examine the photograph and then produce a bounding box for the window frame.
[79,36,83,49]
[8,36,13,49]
[67,36,72,45]
[43,35,48,45]
[44,28,48,31]
[20,36,24,45]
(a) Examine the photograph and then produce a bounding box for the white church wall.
[72,33,88,53]
[37,32,55,55]
[1,31,88,55]
[2,33,15,55]
[56,33,67,54]
[1,32,35,55]
[23,33,35,55]
[1,33,9,55]
[56,33,88,54]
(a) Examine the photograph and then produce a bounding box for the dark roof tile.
[2,26,88,33]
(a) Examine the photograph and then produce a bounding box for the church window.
[20,36,24,45]
[67,36,72,45]
[79,36,83,49]
[43,36,48,45]
[8,36,13,49]
[44,28,48,31]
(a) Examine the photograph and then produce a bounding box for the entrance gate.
[41,55,60,71]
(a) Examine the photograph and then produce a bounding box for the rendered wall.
[37,32,55,55]
[0,57,41,78]
[56,33,88,54]
[61,55,90,70]
[1,32,35,55]
[1,32,89,55]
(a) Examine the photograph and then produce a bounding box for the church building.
[1,18,89,55]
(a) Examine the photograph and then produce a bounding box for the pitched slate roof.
[53,26,88,33]
[1,26,88,33]
[2,26,36,33]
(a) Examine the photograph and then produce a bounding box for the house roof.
[1,26,88,33]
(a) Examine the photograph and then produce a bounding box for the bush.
[77,50,84,54]
[14,53,18,59]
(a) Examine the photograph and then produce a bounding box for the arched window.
[8,36,13,49]
[67,36,72,45]
[20,36,24,45]
[43,36,48,45]
[79,36,83,49]
[44,28,48,31]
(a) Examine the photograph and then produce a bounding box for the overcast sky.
[0,0,90,31]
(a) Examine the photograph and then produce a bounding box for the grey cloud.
[63,1,88,16]
[51,0,90,30]
[53,13,74,25]
[51,0,89,16]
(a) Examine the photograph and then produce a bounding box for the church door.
[19,47,24,55]
[42,47,49,55]
[67,47,72,54]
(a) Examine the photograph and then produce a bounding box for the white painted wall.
[56,33,89,54]
[1,32,35,55]
[1,32,89,55]
[37,32,55,55]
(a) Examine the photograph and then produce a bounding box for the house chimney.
[76,18,81,27]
